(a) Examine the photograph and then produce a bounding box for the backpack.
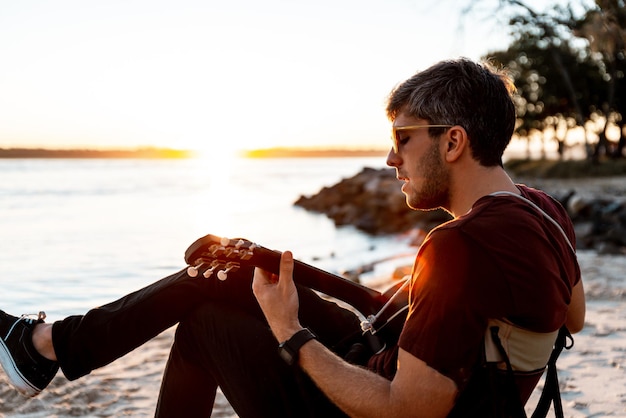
[488,191,577,417]
[489,324,574,417]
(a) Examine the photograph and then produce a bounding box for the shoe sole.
[0,338,41,397]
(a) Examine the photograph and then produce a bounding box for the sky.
[0,0,572,154]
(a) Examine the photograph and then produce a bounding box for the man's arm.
[253,251,457,418]
[566,280,585,333]
[299,343,457,418]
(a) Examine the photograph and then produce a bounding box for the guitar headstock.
[183,233,390,320]
[184,234,258,281]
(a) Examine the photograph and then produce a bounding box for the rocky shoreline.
[295,167,626,255]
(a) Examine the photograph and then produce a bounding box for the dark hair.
[386,58,516,167]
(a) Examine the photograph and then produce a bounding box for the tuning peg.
[217,262,238,281]
[203,260,221,278]
[220,237,230,246]
[239,243,256,260]
[209,244,223,256]
[187,263,204,278]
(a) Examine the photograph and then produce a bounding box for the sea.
[0,157,418,321]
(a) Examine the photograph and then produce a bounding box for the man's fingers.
[252,250,294,292]
[252,267,272,293]
[279,251,294,282]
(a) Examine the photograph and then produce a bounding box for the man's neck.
[448,165,519,218]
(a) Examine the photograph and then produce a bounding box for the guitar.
[184,233,409,336]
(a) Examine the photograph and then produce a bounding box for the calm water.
[0,157,416,321]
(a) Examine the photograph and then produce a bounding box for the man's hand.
[252,251,303,342]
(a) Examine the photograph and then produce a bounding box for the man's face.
[386,113,450,211]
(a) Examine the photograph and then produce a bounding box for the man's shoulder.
[469,185,565,221]
[430,185,568,240]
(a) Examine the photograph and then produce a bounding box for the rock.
[567,194,589,218]
[573,222,594,245]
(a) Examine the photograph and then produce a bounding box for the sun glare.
[191,139,237,168]
[192,142,231,157]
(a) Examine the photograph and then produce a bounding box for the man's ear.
[443,126,468,163]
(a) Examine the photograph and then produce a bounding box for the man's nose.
[386,147,401,167]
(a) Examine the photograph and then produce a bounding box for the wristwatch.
[277,328,317,366]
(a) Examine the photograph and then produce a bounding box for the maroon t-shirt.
[368,186,580,392]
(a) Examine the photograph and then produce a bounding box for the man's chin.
[405,195,444,212]
[406,199,436,212]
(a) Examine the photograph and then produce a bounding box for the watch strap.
[278,328,317,365]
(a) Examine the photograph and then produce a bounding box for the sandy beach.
[2,177,626,417]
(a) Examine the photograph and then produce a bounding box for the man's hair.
[386,58,516,167]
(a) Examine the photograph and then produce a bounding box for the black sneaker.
[0,310,59,397]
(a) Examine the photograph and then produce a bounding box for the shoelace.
[20,311,47,324]
[3,312,46,340]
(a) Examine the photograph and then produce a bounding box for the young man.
[1,58,584,417]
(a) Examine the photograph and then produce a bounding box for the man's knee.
[175,301,272,357]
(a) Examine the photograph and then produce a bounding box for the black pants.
[51,266,363,417]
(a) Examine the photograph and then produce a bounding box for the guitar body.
[184,234,409,338]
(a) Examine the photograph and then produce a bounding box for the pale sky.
[0,0,569,154]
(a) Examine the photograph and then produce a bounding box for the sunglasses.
[391,125,453,153]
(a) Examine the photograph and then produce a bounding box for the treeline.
[241,147,387,158]
[468,0,625,162]
[0,147,195,159]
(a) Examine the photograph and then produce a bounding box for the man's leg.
[2,265,261,396]
[51,265,259,381]
[156,287,362,417]
[154,330,218,418]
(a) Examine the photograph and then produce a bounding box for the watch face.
[278,344,295,365]
[277,328,316,366]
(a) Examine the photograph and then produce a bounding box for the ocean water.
[0,157,416,321]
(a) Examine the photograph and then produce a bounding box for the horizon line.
[0,146,389,159]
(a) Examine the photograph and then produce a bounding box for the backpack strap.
[489,191,575,253]
[531,327,574,418]
[489,325,527,418]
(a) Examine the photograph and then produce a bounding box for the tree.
[459,0,626,160]
[490,37,605,159]
[573,0,626,158]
